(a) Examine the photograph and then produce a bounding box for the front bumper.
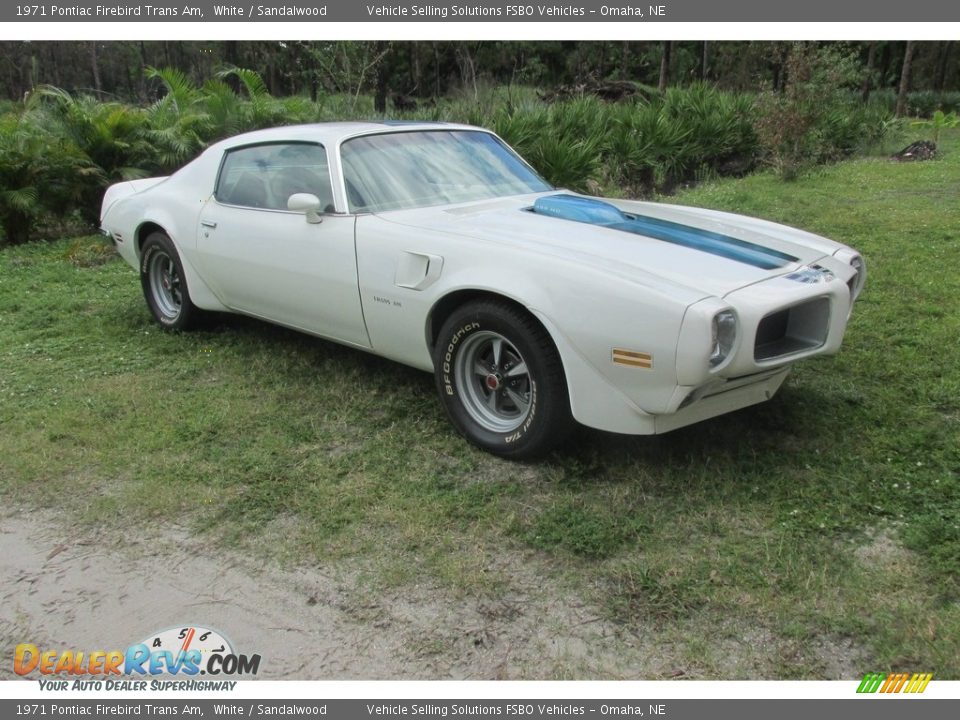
[653,367,791,434]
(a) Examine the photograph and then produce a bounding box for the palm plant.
[143,67,213,170]
[0,113,100,245]
[25,86,154,226]
[911,109,960,144]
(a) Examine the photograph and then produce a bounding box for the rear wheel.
[434,300,574,459]
[140,231,200,330]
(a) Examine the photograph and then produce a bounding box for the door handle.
[201,221,218,229]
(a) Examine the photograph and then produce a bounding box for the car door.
[194,141,370,348]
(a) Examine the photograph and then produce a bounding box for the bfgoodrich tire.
[140,231,201,330]
[433,299,574,459]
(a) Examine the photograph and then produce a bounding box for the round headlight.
[710,310,737,368]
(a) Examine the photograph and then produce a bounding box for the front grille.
[754,297,830,361]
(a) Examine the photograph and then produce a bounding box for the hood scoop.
[530,194,797,270]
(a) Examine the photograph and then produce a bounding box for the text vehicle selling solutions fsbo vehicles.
[100,122,865,458]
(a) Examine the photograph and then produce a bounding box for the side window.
[215,143,335,213]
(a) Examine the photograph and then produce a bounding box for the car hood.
[377,193,837,298]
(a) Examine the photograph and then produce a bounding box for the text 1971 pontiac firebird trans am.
[100,122,865,458]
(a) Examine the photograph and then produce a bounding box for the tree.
[658,41,672,93]
[373,41,389,114]
[896,41,916,117]
[860,42,876,103]
[934,41,954,96]
[90,42,102,96]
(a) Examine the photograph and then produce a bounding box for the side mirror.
[287,193,324,224]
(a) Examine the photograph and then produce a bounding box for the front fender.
[426,259,692,422]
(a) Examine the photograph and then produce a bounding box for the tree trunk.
[658,41,672,93]
[46,44,60,88]
[410,42,422,94]
[373,41,388,114]
[700,41,709,81]
[224,41,241,93]
[934,41,954,95]
[138,41,149,101]
[596,41,607,80]
[457,42,478,100]
[896,41,915,117]
[90,41,102,96]
[861,42,876,103]
[620,41,630,81]
[878,42,893,89]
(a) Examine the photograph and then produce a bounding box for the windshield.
[340,130,551,213]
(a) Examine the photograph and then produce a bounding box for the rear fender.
[136,214,228,313]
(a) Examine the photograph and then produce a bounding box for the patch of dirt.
[853,525,911,568]
[0,510,658,680]
[0,510,876,680]
[812,636,867,680]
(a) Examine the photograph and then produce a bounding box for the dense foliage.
[2,41,957,105]
[1,40,957,245]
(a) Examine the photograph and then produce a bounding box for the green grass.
[2,131,959,679]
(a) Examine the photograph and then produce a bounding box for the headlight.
[710,310,737,368]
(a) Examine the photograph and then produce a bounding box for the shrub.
[754,43,890,179]
[25,87,154,227]
[0,113,101,246]
[0,65,905,244]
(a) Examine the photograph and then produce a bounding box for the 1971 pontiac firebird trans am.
[100,122,865,459]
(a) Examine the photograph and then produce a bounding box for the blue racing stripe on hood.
[531,194,797,270]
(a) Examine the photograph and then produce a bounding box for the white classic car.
[100,122,865,458]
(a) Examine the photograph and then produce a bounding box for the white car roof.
[207,121,486,152]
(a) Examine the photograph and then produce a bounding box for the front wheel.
[433,300,574,459]
[140,231,201,330]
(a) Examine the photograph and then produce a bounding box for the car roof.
[207,121,486,152]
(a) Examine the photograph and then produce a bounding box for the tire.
[140,231,201,330]
[433,299,574,459]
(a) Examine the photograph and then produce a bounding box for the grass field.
[1,130,958,678]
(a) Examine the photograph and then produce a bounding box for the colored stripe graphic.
[905,673,933,693]
[881,673,908,693]
[857,672,932,694]
[531,194,798,270]
[856,673,885,693]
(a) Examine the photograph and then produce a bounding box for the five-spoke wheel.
[140,231,200,330]
[434,299,573,459]
[454,331,532,433]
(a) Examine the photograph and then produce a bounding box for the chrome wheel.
[453,330,532,433]
[147,250,182,321]
[140,232,201,331]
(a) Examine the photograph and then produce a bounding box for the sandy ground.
[1,509,866,681]
[0,509,661,681]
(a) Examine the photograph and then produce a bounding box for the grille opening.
[755,297,830,361]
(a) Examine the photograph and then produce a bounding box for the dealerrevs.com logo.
[14,626,260,691]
